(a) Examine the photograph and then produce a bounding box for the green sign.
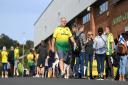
[112,12,128,25]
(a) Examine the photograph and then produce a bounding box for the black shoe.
[60,73,65,78]
[74,74,79,79]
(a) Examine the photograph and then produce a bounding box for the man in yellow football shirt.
[1,46,8,78]
[14,44,20,76]
[52,17,76,78]
[105,26,114,79]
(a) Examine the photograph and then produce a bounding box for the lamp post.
[22,32,26,77]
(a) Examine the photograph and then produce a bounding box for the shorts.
[2,63,8,72]
[14,60,19,68]
[37,58,45,67]
[57,50,70,64]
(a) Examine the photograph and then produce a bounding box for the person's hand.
[93,53,95,60]
[47,56,50,59]
[73,43,77,51]
[112,49,114,54]
[110,56,113,64]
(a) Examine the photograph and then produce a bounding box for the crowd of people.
[0,44,20,78]
[0,17,128,81]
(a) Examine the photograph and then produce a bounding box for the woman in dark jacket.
[8,46,14,77]
[85,31,94,79]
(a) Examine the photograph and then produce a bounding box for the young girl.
[27,49,35,77]
[1,46,8,78]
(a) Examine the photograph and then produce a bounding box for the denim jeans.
[85,53,93,77]
[95,53,106,74]
[119,55,127,75]
[79,52,85,77]
[74,52,85,77]
[74,57,80,77]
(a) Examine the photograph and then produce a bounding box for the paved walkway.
[0,78,128,85]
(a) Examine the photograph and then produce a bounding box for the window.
[99,1,108,15]
[83,13,90,24]
[125,26,128,32]
[112,0,120,4]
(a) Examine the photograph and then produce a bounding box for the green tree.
[25,40,34,49]
[0,34,19,49]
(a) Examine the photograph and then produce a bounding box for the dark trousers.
[106,55,114,78]
[44,66,49,78]
[29,65,35,76]
[96,53,106,74]
[85,53,93,77]
[8,61,14,77]
[71,55,75,72]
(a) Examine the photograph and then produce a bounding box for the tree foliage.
[0,34,19,49]
[25,40,34,49]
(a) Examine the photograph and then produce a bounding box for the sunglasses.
[61,20,67,22]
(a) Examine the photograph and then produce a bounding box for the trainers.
[42,75,44,78]
[35,74,40,77]
[1,75,4,78]
[100,78,104,80]
[64,76,69,79]
[96,78,101,80]
[5,75,8,78]
[81,76,86,79]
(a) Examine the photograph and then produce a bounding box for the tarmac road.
[0,78,127,85]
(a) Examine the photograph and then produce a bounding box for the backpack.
[118,43,127,55]
[73,32,83,55]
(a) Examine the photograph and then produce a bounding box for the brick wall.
[82,0,128,39]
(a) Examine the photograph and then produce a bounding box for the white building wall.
[34,0,97,47]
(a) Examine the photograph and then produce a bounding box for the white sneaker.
[42,75,44,78]
[5,75,8,78]
[64,76,69,79]
[2,75,4,78]
[100,78,104,80]
[96,78,101,80]
[17,72,19,76]
[35,74,40,77]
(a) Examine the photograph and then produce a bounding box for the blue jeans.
[79,52,85,77]
[74,57,80,76]
[2,63,8,72]
[74,52,85,77]
[85,53,93,77]
[96,53,106,74]
[119,55,127,75]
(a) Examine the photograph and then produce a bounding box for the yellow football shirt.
[27,53,34,66]
[27,53,34,61]
[14,47,19,59]
[1,50,8,63]
[106,33,114,55]
[53,26,72,51]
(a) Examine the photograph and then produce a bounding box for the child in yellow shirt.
[1,46,8,78]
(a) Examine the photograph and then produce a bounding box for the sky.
[0,0,52,44]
